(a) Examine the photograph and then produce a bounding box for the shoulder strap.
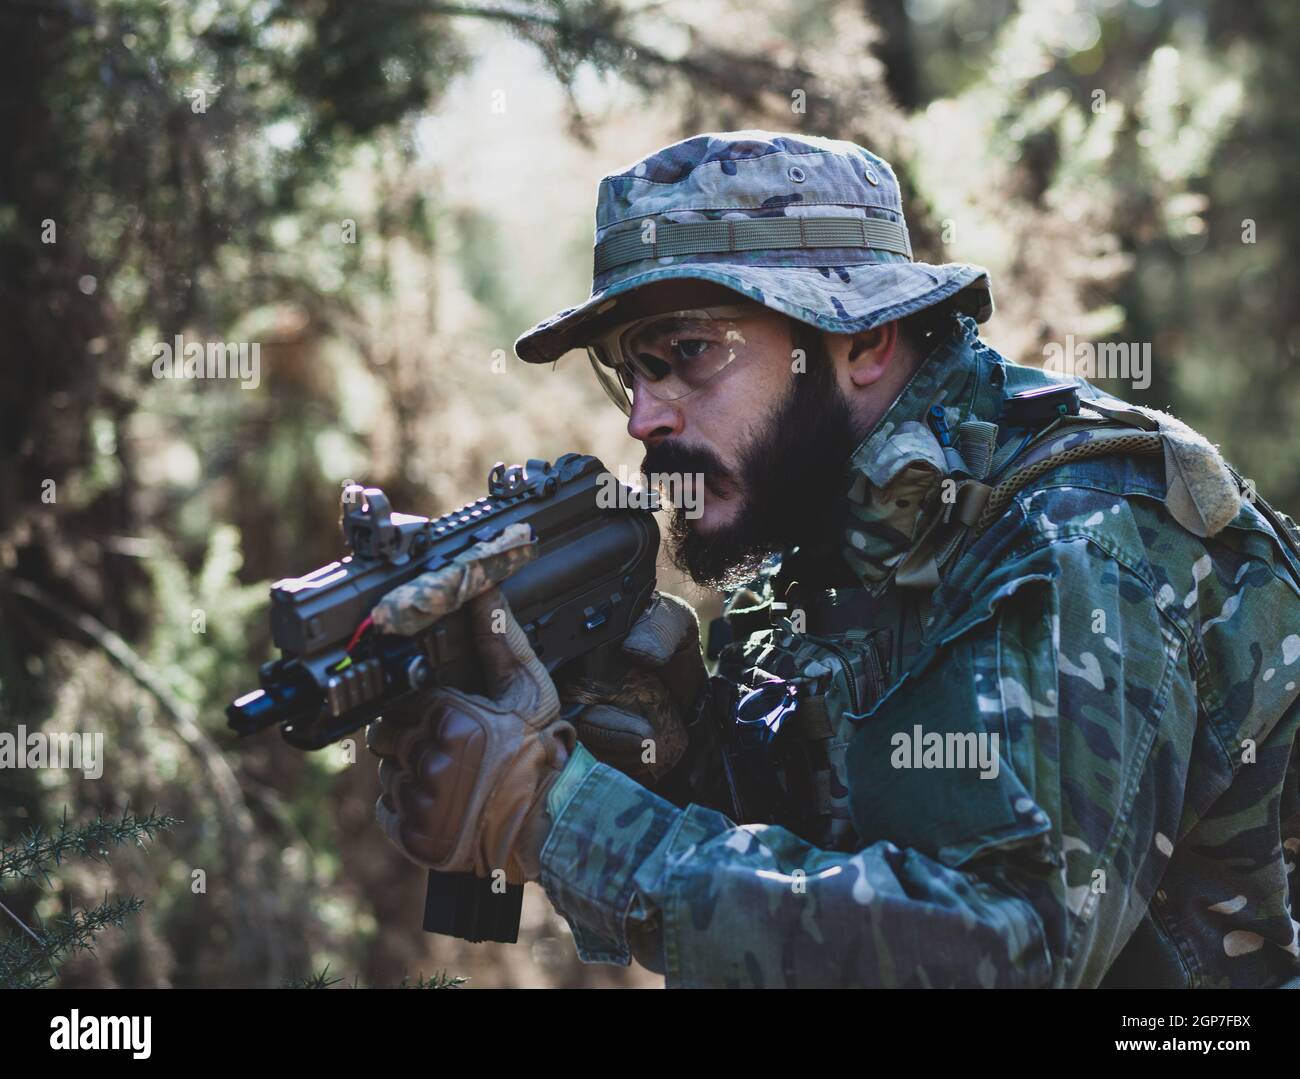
[892,414,1158,601]
[965,412,1300,591]
[913,411,1160,610]
[973,427,1164,534]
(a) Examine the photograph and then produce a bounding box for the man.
[367,132,1300,988]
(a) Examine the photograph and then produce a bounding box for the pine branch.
[0,807,180,885]
[283,964,467,988]
[283,963,347,989]
[0,896,144,989]
[0,809,178,987]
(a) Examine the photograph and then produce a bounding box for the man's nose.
[626,380,683,443]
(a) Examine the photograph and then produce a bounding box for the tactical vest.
[678,383,1300,856]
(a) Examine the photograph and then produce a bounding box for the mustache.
[641,441,734,496]
[653,323,863,590]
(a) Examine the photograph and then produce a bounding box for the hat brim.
[514,260,992,365]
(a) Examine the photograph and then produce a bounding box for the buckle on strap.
[998,384,1080,428]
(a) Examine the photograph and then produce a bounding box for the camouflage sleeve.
[538,532,1193,988]
[537,743,1053,986]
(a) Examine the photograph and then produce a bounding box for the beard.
[641,332,864,591]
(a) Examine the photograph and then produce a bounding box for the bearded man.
[366,132,1300,989]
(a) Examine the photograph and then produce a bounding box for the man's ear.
[845,321,900,387]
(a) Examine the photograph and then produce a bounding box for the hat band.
[592,215,913,275]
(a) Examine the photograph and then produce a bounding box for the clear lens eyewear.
[733,679,801,748]
[586,303,760,415]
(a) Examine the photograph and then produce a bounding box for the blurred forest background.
[1,0,1297,987]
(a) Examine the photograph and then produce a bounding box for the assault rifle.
[226,453,659,944]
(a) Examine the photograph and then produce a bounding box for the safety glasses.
[733,679,802,748]
[585,303,761,415]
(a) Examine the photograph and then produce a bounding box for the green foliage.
[143,523,269,713]
[283,963,467,989]
[1,0,1295,989]
[0,807,178,884]
[0,809,178,988]
[290,1,467,138]
[895,0,1300,509]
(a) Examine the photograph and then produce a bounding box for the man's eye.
[670,338,713,363]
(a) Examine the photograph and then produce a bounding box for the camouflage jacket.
[536,315,1300,988]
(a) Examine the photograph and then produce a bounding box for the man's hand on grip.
[366,587,573,884]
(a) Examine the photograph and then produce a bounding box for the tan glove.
[564,591,708,781]
[367,586,574,884]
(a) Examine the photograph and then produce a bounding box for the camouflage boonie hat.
[514,130,992,364]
